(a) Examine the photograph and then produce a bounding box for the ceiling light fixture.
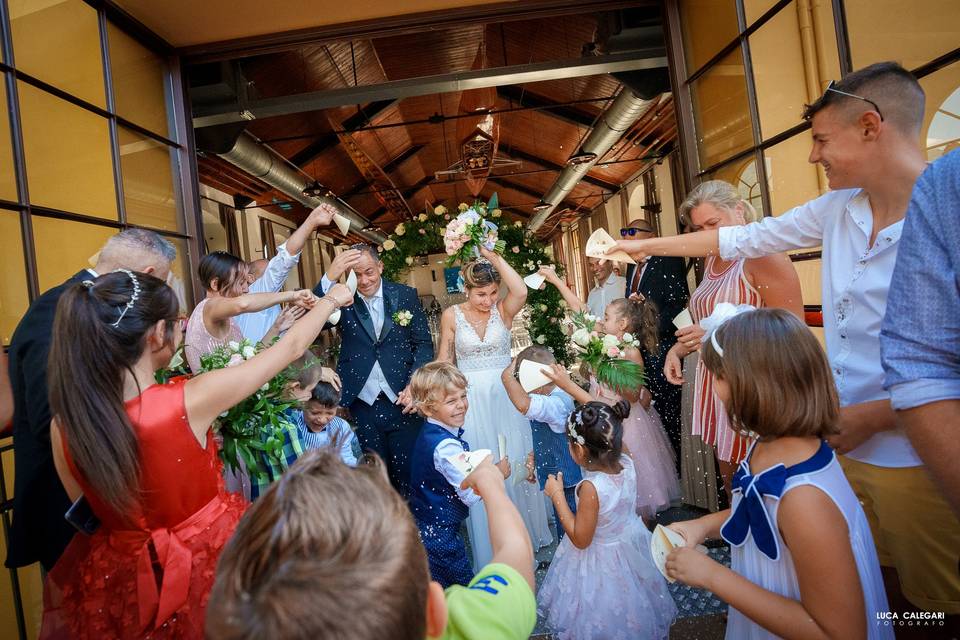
[566,151,598,166]
[302,180,332,198]
[532,200,551,212]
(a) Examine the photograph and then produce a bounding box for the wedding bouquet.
[156,339,298,480]
[568,311,646,391]
[443,196,506,266]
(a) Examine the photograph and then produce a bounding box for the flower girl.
[666,305,892,639]
[538,400,676,640]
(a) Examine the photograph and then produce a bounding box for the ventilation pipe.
[210,130,386,244]
[528,86,659,232]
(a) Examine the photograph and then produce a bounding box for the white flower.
[418,213,428,222]
[606,345,621,358]
[228,341,241,353]
[623,332,634,343]
[601,333,619,350]
[260,383,270,392]
[382,239,396,251]
[458,203,469,212]
[395,223,406,236]
[584,314,598,323]
[434,205,447,216]
[392,309,413,326]
[227,353,243,367]
[491,208,502,218]
[571,328,591,347]
[242,345,256,360]
[167,351,184,369]
[515,221,523,227]
[405,256,414,265]
[535,334,546,344]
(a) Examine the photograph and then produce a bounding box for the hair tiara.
[699,302,756,357]
[112,269,141,327]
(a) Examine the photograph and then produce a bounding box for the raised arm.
[205,290,310,325]
[481,246,526,323]
[436,307,457,364]
[285,203,335,256]
[184,285,353,439]
[501,358,532,415]
[539,265,587,314]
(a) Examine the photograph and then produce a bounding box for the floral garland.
[378,196,570,364]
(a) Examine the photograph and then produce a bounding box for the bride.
[437,246,553,568]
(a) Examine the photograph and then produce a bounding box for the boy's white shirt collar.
[426,416,459,435]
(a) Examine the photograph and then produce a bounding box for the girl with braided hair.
[537,400,676,640]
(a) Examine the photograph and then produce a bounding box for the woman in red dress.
[40,269,352,639]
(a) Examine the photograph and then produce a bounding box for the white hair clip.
[567,412,586,445]
[112,269,141,328]
[699,302,756,358]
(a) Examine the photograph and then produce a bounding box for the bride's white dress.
[453,304,553,568]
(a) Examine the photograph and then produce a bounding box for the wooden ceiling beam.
[289,99,398,168]
[340,143,427,199]
[496,86,598,128]
[368,175,434,221]
[487,177,579,212]
[504,146,620,192]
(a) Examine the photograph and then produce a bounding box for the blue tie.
[720,440,834,560]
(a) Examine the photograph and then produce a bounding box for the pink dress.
[591,379,680,520]
[688,256,762,464]
[184,298,243,374]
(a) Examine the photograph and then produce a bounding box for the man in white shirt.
[236,203,337,343]
[609,62,960,616]
[585,257,625,318]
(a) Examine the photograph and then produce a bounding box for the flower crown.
[567,410,586,445]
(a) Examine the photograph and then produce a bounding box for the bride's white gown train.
[453,304,553,569]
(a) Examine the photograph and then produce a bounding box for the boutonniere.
[392,309,413,326]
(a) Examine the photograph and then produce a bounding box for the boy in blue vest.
[501,346,591,538]
[409,362,511,588]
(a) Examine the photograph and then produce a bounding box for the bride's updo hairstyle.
[566,400,630,466]
[461,260,501,290]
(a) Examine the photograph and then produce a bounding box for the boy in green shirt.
[206,447,536,640]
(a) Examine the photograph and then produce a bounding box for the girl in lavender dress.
[538,400,676,640]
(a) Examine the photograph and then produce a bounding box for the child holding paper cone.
[501,347,592,539]
[665,306,891,640]
[407,362,510,588]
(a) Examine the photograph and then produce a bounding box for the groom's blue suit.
[314,276,433,496]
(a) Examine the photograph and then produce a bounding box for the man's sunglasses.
[621,227,653,237]
[824,80,884,121]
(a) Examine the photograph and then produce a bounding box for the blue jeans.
[554,486,578,539]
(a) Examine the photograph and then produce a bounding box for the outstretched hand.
[537,265,561,285]
[308,202,337,228]
[272,304,307,334]
[324,283,354,308]
[291,289,319,309]
[606,239,654,261]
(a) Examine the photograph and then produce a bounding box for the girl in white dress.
[665,305,892,640]
[437,246,552,568]
[538,400,677,640]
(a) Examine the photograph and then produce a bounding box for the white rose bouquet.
[567,311,645,391]
[155,338,298,480]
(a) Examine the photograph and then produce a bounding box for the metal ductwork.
[528,86,659,231]
[202,129,386,244]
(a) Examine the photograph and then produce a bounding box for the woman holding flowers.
[42,269,352,638]
[541,267,679,520]
[436,244,553,569]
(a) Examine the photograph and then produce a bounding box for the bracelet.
[317,297,340,310]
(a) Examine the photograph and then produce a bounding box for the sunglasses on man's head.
[620,227,653,237]
[823,80,884,121]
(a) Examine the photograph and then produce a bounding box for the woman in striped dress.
[663,181,803,498]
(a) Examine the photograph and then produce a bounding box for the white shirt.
[236,242,301,343]
[718,188,918,467]
[429,418,481,507]
[525,388,575,434]
[586,273,626,318]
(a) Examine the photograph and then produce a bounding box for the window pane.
[845,1,960,71]
[750,1,809,138]
[119,126,179,231]
[704,157,764,216]
[0,79,18,202]
[0,211,28,344]
[680,0,740,75]
[266,221,302,290]
[31,216,114,292]
[919,60,960,162]
[793,257,822,306]
[691,47,755,170]
[743,0,780,25]
[108,22,170,138]
[9,0,106,108]
[18,82,117,219]
[764,133,823,214]
[164,236,191,312]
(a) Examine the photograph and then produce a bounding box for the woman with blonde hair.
[666,180,803,498]
[436,246,552,569]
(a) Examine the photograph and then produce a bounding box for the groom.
[314,244,433,497]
